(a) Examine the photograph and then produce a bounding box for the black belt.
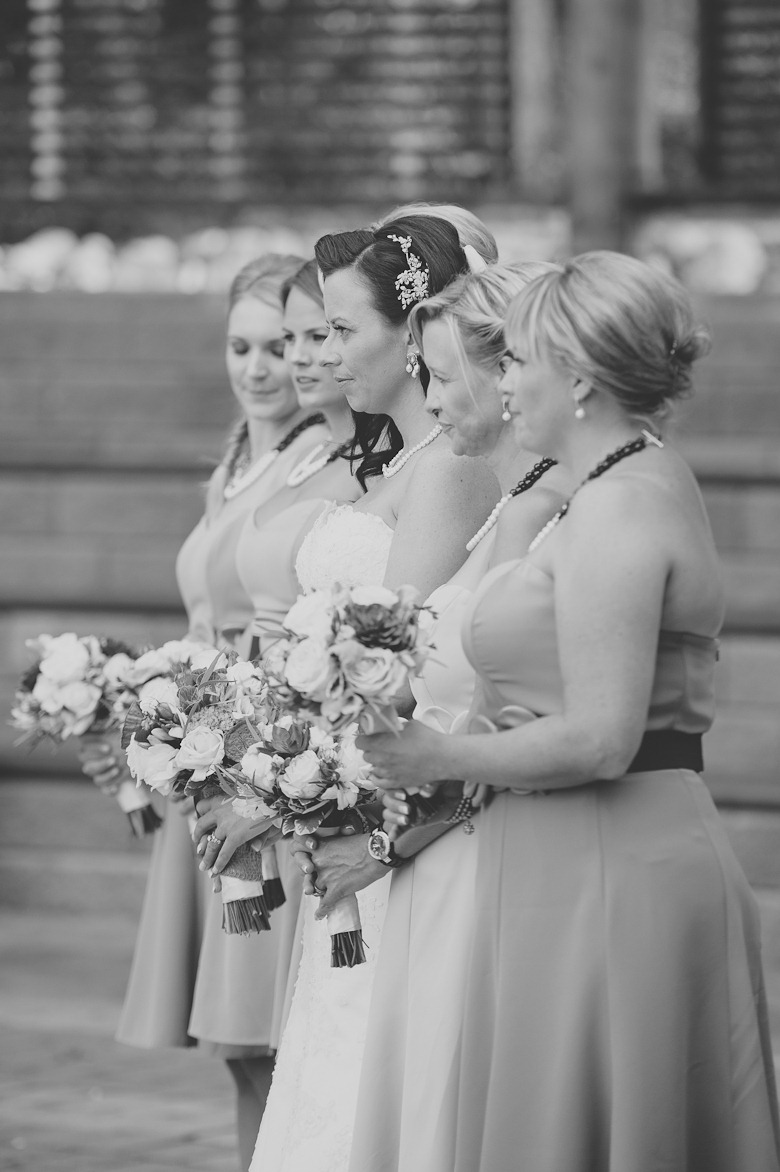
[626,729,703,774]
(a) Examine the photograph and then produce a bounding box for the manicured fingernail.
[342,825,355,835]
[199,862,206,871]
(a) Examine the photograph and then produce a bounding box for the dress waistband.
[625,729,703,774]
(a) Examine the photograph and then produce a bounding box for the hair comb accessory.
[387,234,430,309]
[463,243,488,274]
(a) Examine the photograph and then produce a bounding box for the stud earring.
[405,353,420,379]
[501,394,512,422]
[574,401,586,420]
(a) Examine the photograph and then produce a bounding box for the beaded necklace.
[286,439,351,488]
[527,430,662,554]
[466,457,557,552]
[223,413,324,500]
[382,423,442,478]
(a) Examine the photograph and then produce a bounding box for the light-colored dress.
[250,503,394,1172]
[452,558,780,1172]
[348,529,494,1172]
[116,423,328,1052]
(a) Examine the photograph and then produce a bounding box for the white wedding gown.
[250,503,394,1172]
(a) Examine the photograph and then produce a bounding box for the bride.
[247,214,499,1171]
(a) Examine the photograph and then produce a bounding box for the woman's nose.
[319,330,339,368]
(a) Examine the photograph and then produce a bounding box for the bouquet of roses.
[262,584,435,735]
[122,647,277,933]
[253,583,435,965]
[222,714,376,965]
[8,632,202,836]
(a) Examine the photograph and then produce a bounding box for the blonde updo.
[373,202,499,265]
[504,251,711,421]
[410,261,557,383]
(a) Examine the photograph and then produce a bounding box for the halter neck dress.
[451,557,780,1172]
[116,422,328,1053]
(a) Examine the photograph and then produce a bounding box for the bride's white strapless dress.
[250,503,394,1172]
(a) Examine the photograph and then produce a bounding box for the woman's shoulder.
[411,443,499,496]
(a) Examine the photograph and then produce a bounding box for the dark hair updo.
[314,215,469,485]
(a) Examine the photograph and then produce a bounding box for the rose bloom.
[279,750,324,800]
[226,659,257,687]
[59,679,102,721]
[138,676,180,712]
[160,638,213,666]
[102,652,136,687]
[308,726,337,753]
[38,633,94,686]
[189,647,222,672]
[284,592,335,642]
[175,726,225,782]
[284,638,334,699]
[32,674,67,715]
[338,736,373,788]
[240,745,279,791]
[126,736,180,793]
[348,585,399,609]
[335,641,407,700]
[126,647,173,685]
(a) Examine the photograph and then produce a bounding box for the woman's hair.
[410,261,557,389]
[314,215,469,485]
[207,252,305,517]
[372,202,499,265]
[281,257,323,309]
[504,251,711,422]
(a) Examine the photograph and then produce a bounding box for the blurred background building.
[0,0,778,1030]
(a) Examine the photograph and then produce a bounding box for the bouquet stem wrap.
[115,778,162,838]
[260,845,286,911]
[219,841,271,935]
[316,826,366,968]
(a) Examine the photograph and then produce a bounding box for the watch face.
[368,829,389,861]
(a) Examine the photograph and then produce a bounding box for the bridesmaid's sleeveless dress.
[451,558,780,1172]
[116,424,327,1053]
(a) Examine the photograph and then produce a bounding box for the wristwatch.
[367,828,403,868]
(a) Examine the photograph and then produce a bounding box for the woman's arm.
[382,448,499,598]
[362,477,675,792]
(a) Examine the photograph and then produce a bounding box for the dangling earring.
[501,394,512,423]
[406,353,420,380]
[574,400,586,420]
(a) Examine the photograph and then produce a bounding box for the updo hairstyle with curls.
[207,253,306,517]
[373,202,499,265]
[504,251,711,425]
[314,215,469,487]
[410,261,558,397]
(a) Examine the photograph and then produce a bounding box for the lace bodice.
[295,503,394,594]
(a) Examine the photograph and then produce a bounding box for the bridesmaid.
[190,257,363,1055]
[82,253,328,1172]
[347,261,571,1172]
[361,252,780,1172]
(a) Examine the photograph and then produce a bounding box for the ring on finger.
[313,883,326,897]
[207,833,223,847]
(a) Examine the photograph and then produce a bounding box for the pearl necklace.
[286,441,344,488]
[222,414,324,501]
[382,423,443,478]
[527,430,662,554]
[223,449,279,500]
[466,458,556,551]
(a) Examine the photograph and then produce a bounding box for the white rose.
[160,639,212,665]
[39,633,93,685]
[226,659,256,686]
[175,727,225,782]
[284,592,335,642]
[138,676,180,712]
[284,639,333,699]
[308,726,336,752]
[189,647,223,672]
[336,642,407,700]
[103,653,136,686]
[59,680,102,720]
[279,750,324,800]
[126,736,180,794]
[348,585,399,608]
[127,648,172,685]
[240,745,278,790]
[32,674,65,714]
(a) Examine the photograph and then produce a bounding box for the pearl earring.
[501,394,512,422]
[574,402,586,420]
[406,353,420,379]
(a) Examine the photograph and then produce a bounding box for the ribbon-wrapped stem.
[260,845,286,910]
[219,841,271,935]
[115,778,162,837]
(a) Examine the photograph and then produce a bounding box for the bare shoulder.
[410,444,499,498]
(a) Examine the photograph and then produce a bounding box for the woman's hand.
[77,734,127,794]
[289,832,386,918]
[193,802,279,877]
[356,721,459,792]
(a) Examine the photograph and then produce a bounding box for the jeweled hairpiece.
[387,234,430,309]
